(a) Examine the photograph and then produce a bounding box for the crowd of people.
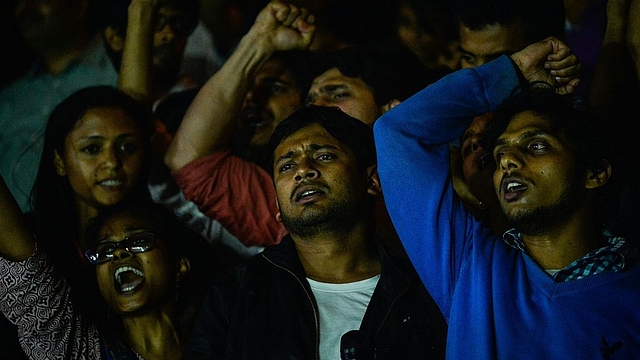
[0,0,639,359]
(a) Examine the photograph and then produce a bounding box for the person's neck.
[521,213,606,270]
[293,223,381,284]
[121,308,183,360]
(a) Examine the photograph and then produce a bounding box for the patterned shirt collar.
[502,228,635,282]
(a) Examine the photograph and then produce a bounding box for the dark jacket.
[184,235,447,360]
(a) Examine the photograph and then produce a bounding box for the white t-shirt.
[307,275,380,360]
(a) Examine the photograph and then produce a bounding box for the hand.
[510,37,582,94]
[250,0,315,52]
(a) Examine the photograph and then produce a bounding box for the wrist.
[508,55,528,85]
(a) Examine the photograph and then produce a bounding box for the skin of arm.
[589,0,635,113]
[164,0,315,171]
[0,175,36,261]
[118,0,156,106]
[628,0,640,80]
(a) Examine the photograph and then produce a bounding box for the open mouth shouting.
[114,265,145,294]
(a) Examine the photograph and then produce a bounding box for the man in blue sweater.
[374,37,640,359]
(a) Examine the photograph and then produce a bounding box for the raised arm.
[589,0,634,113]
[373,37,580,307]
[165,0,315,171]
[629,0,640,80]
[0,175,35,261]
[117,0,157,106]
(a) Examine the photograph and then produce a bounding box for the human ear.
[367,165,381,196]
[585,160,612,190]
[104,26,124,53]
[275,199,282,222]
[381,99,402,114]
[176,257,191,282]
[53,150,67,176]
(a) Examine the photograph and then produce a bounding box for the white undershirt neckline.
[307,275,380,360]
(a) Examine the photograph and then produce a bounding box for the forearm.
[0,175,35,261]
[590,0,635,112]
[118,0,155,105]
[165,0,315,171]
[374,60,519,308]
[164,30,275,171]
[628,0,640,80]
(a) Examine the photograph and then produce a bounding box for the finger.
[556,78,581,95]
[292,7,311,29]
[281,5,301,26]
[271,2,291,23]
[545,54,581,73]
[550,62,582,81]
[546,42,572,62]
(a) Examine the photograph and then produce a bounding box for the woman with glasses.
[0,174,193,359]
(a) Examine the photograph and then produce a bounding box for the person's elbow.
[164,141,193,172]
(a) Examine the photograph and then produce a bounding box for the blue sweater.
[373,56,640,359]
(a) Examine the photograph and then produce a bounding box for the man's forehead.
[460,22,527,55]
[311,68,355,88]
[275,125,340,152]
[496,112,558,144]
[260,57,292,75]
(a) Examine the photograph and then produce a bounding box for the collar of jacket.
[260,234,413,333]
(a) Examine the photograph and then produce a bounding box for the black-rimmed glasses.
[84,231,157,265]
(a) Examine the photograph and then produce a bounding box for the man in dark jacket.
[184,105,447,360]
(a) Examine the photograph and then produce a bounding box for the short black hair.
[486,84,617,220]
[268,105,376,172]
[97,0,200,32]
[488,85,613,174]
[452,0,565,43]
[299,45,438,106]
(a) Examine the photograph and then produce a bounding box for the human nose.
[110,243,133,261]
[498,148,522,171]
[101,147,122,169]
[156,20,177,44]
[308,94,329,107]
[243,87,258,106]
[293,159,319,182]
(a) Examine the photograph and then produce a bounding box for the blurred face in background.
[14,0,87,51]
[458,21,527,68]
[238,57,303,167]
[306,68,380,126]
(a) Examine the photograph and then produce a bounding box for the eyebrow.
[97,227,150,243]
[494,129,549,147]
[275,143,340,164]
[77,133,139,141]
[318,84,348,92]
